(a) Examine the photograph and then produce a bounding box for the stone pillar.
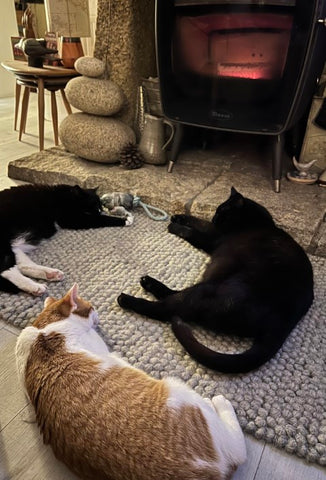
[94,0,157,127]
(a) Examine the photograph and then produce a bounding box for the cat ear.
[71,185,84,198]
[229,187,244,207]
[67,283,79,311]
[230,186,239,197]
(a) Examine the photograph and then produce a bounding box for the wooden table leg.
[60,89,72,115]
[22,87,31,134]
[37,77,45,151]
[14,81,21,131]
[51,90,59,145]
[19,87,30,141]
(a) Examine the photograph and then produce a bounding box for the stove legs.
[167,122,184,173]
[167,124,284,194]
[272,133,284,193]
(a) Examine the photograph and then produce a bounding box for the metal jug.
[139,113,175,165]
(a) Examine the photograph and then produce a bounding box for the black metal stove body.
[155,0,326,191]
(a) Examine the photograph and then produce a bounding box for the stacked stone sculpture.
[59,56,136,163]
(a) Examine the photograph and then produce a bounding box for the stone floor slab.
[7,143,326,255]
[8,146,225,215]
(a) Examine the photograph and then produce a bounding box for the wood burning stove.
[155,0,326,191]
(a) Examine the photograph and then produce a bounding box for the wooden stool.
[1,61,79,151]
[15,76,72,148]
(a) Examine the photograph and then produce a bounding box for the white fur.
[1,265,47,296]
[15,325,42,388]
[15,311,129,386]
[166,379,247,475]
[1,237,65,295]
[47,315,130,370]
[11,235,37,253]
[211,395,247,467]
[101,209,134,226]
[125,211,134,226]
[16,306,246,477]
[13,248,64,282]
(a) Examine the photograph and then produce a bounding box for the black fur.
[0,184,126,293]
[118,187,314,373]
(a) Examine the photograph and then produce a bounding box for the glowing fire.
[217,63,277,80]
[175,13,293,80]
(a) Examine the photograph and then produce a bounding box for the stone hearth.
[7,139,326,256]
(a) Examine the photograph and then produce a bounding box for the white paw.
[212,395,233,412]
[212,395,242,434]
[125,212,134,226]
[45,268,65,282]
[202,397,216,412]
[30,283,47,297]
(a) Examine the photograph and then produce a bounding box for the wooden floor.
[0,95,325,480]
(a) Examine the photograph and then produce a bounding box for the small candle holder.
[287,157,318,184]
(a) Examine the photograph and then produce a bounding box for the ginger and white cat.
[15,285,246,480]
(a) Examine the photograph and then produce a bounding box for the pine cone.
[119,143,144,170]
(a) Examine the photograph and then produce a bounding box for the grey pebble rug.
[0,213,325,466]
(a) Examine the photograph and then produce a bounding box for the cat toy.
[100,192,169,221]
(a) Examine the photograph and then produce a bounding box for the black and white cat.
[118,187,314,373]
[0,184,133,295]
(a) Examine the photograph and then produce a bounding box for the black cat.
[118,187,314,373]
[0,184,132,296]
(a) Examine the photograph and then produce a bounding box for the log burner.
[156,0,326,191]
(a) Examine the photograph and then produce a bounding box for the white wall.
[0,0,19,97]
[81,0,98,57]
[0,0,98,98]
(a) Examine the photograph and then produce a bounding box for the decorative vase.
[139,113,175,165]
[60,37,84,69]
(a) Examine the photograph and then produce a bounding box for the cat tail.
[171,317,288,374]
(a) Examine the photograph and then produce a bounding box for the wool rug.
[0,212,325,466]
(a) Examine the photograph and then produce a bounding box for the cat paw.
[212,395,243,440]
[168,223,191,238]
[140,275,169,298]
[140,275,156,291]
[45,269,65,282]
[212,395,234,414]
[31,283,47,297]
[203,397,215,408]
[117,293,134,309]
[168,222,182,234]
[125,212,134,226]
